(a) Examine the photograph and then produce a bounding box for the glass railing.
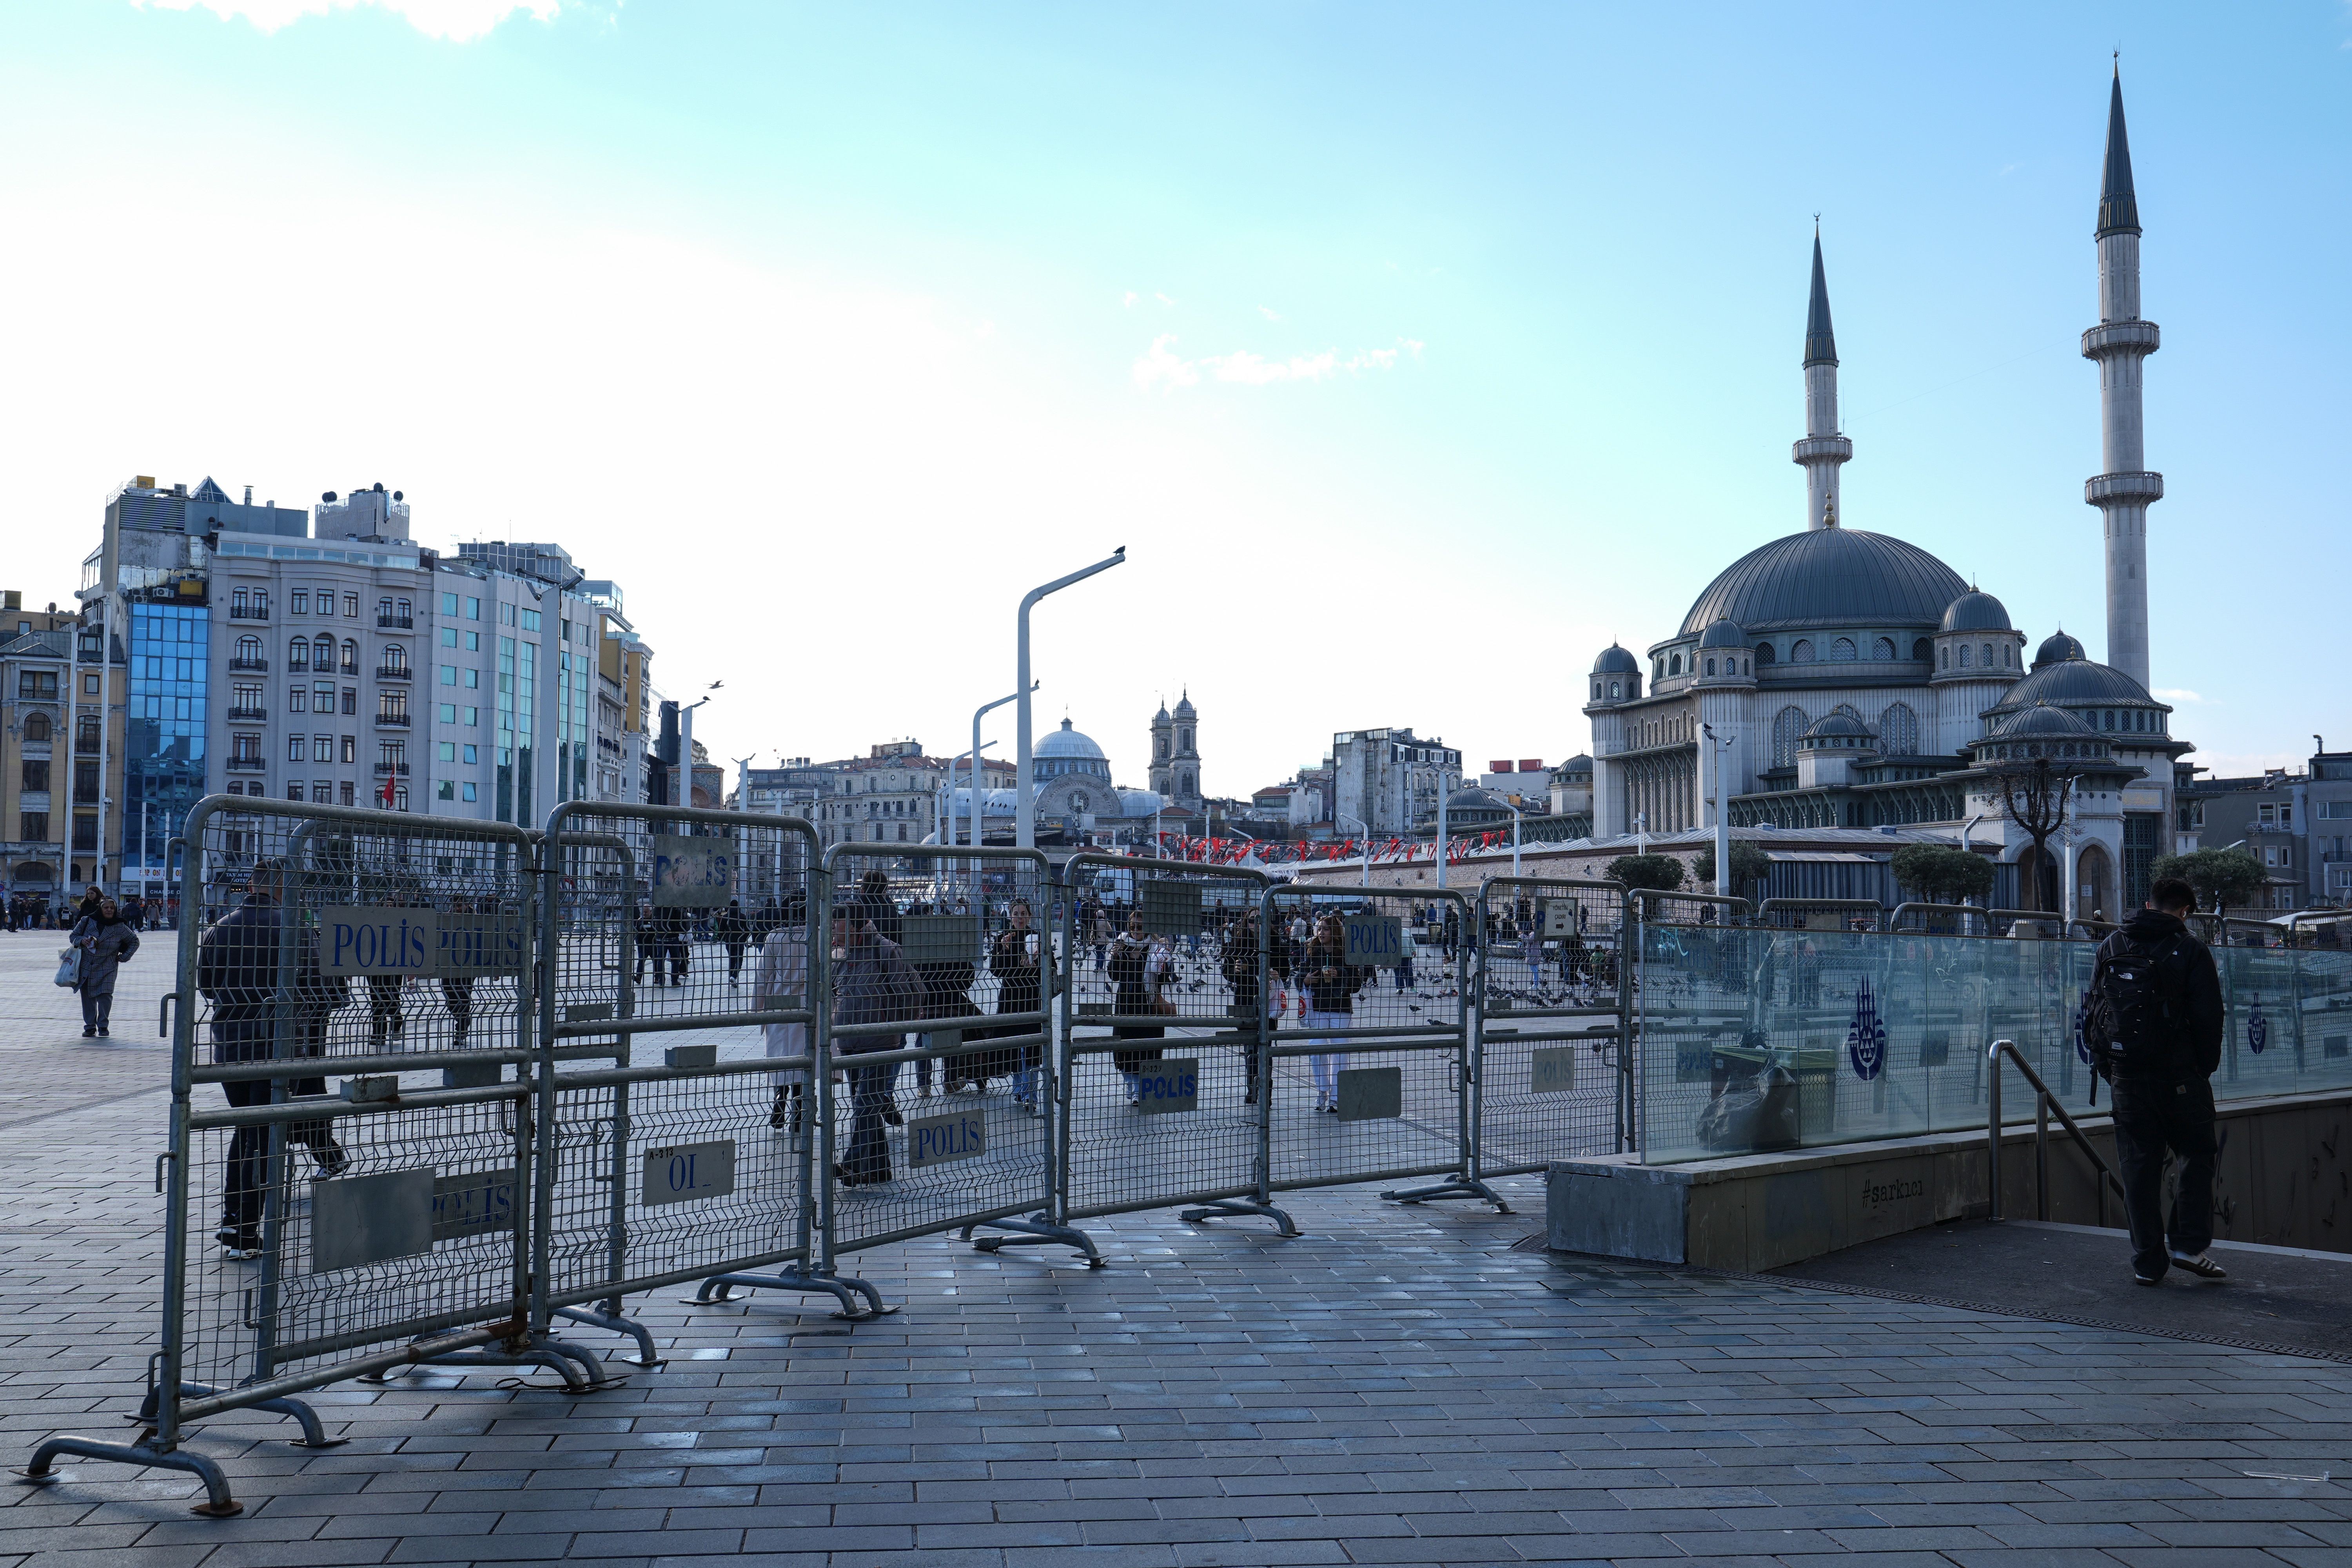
[1633,922,2352,1164]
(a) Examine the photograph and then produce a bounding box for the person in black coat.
[2091,875,2229,1286]
[195,861,348,1257]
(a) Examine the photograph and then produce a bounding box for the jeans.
[1304,1008,1350,1106]
[80,989,114,1033]
[2109,1074,2217,1279]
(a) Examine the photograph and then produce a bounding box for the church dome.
[1697,617,1746,649]
[1940,590,2011,633]
[2032,630,2088,670]
[1679,528,1969,636]
[1172,692,1195,718]
[1592,643,1641,675]
[1152,702,1170,724]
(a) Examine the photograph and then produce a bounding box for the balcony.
[228,656,268,673]
[224,705,268,722]
[374,712,412,729]
[226,606,270,622]
[376,664,412,681]
[372,761,410,777]
[74,736,101,755]
[339,662,360,677]
[226,757,268,773]
[377,613,412,630]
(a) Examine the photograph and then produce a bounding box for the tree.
[1891,843,1996,906]
[1691,840,1773,893]
[2151,848,2267,914]
[1987,751,2085,912]
[1606,853,1685,892]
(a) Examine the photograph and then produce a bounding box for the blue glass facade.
[123,603,208,887]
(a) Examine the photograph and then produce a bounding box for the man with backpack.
[2085,875,2228,1287]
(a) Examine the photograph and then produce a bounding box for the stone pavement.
[4,935,2352,1566]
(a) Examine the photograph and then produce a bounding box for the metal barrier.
[1889,901,1992,935]
[1056,854,1290,1232]
[1757,896,1882,931]
[535,802,869,1325]
[1471,878,1629,1183]
[819,844,1096,1267]
[1259,884,1475,1209]
[22,798,544,1514]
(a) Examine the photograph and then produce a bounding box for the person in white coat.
[755,893,811,1136]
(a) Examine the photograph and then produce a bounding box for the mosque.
[1584,68,2186,919]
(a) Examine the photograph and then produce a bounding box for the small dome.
[1172,691,1195,718]
[1116,787,1166,816]
[1697,617,1746,649]
[1558,753,1594,775]
[1940,590,2011,633]
[2033,629,2088,670]
[1800,711,1875,745]
[1592,643,1641,675]
[1447,785,1507,811]
[1152,702,1170,724]
[1036,718,1108,760]
[1993,702,2100,740]
[1989,656,2158,714]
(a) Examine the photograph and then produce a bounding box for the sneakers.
[2132,1271,2161,1286]
[214,1223,261,1259]
[2170,1251,2229,1280]
[310,1137,350,1180]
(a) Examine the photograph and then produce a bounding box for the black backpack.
[2083,932,2194,1089]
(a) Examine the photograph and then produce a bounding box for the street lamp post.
[1501,799,1524,878]
[1700,723,1735,897]
[1338,812,1371,889]
[1016,550,1125,849]
[967,688,1028,853]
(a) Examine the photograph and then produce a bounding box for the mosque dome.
[1993,702,2100,740]
[1592,643,1641,675]
[1991,656,2158,711]
[2032,630,2089,669]
[1939,590,2012,633]
[1798,711,1876,748]
[1697,617,1746,649]
[1679,528,1969,637]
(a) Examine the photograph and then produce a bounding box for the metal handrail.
[1985,1038,2126,1228]
[1629,887,1752,921]
[1888,901,1990,934]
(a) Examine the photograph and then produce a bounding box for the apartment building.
[1329,726,1461,837]
[0,595,80,898]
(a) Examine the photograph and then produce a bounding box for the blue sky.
[2,1,2345,791]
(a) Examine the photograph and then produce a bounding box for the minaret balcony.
[2085,470,2164,506]
[1791,434,1852,465]
[2081,320,2160,359]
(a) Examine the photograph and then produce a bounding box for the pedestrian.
[2086,874,2229,1287]
[717,898,750,987]
[441,893,477,1050]
[1223,910,1290,1105]
[755,892,810,1134]
[989,899,1044,1109]
[1108,911,1170,1106]
[830,910,921,1186]
[195,860,347,1259]
[119,892,145,932]
[69,896,141,1037]
[1300,913,1365,1112]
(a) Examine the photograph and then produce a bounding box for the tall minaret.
[2083,62,2161,688]
[1792,228,1851,532]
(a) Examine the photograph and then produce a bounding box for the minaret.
[1792,229,1851,532]
[2083,62,2160,689]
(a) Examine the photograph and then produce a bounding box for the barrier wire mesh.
[1472,877,1628,1176]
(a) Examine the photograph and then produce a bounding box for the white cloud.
[132,0,561,42]
[1131,333,1199,389]
[1258,305,1281,321]
[2152,687,2208,704]
[1132,334,1419,390]
[1122,291,1138,308]
[1154,292,1176,307]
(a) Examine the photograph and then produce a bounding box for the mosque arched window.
[1771,707,1809,769]
[1958,644,1972,668]
[1791,640,1815,664]
[1872,637,1895,661]
[1879,703,1920,757]
[1754,643,1775,666]
[1668,654,1682,676]
[1704,658,1715,677]
[1830,637,1857,662]
[1913,638,1931,661]
[1981,643,1994,668]
[1608,681,1620,700]
[1939,646,1949,670]
[1592,682,1601,701]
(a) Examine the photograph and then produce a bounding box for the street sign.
[1341,913,1403,968]
[1134,1058,1200,1114]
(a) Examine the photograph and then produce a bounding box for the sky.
[1,1,2346,793]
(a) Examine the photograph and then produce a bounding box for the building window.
[287,783,305,802]
[340,735,356,764]
[1830,637,1857,661]
[1772,706,1809,768]
[342,688,357,715]
[292,590,309,614]
[1879,703,1920,757]
[1958,643,1972,668]
[1872,637,1895,660]
[342,593,358,617]
[341,640,358,673]
[23,711,49,740]
[289,686,308,713]
[289,638,309,670]
[1608,681,1620,699]
[463,782,477,802]
[1981,643,1994,668]
[1704,658,1716,677]
[1791,640,1815,663]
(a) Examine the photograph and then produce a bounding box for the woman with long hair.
[1300,912,1365,1113]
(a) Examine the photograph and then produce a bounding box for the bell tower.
[1170,690,1201,811]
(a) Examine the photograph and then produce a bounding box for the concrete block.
[1546,1161,1686,1262]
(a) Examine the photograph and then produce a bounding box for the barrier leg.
[131,1385,346,1449]
[960,1212,1104,1267]
[17,1434,243,1517]
[1178,1196,1299,1235]
[693,1264,892,1319]
[359,1344,608,1393]
[1381,1172,1510,1211]
[554,1303,664,1368]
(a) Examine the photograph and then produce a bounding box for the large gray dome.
[1988,656,2158,713]
[1680,528,1969,637]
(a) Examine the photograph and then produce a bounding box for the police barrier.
[1056,854,1291,1232]
[1259,884,1480,1208]
[20,798,545,1515]
[820,844,1096,1266]
[535,803,868,1324]
[1471,878,1630,1177]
